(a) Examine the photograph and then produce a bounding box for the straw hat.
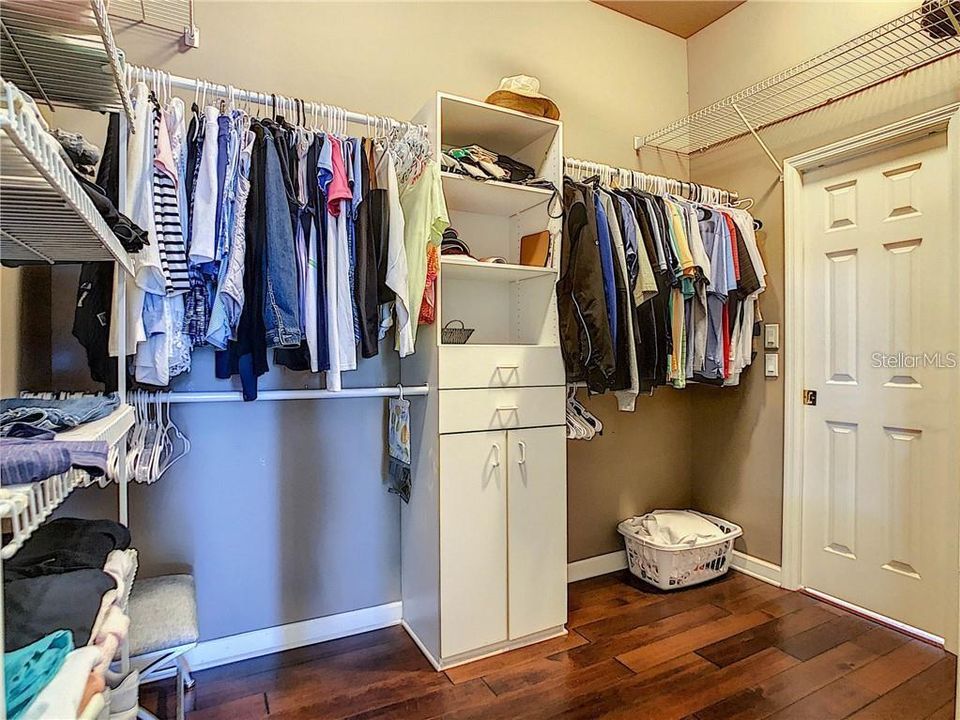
[485,75,560,120]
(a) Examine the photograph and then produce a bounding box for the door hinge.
[803,389,818,406]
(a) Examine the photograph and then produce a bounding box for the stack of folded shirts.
[3,518,137,719]
[440,227,473,258]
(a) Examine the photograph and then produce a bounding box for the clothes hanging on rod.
[77,67,449,401]
[560,159,765,406]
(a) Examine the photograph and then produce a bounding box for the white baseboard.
[730,550,782,587]
[178,601,402,674]
[567,550,627,583]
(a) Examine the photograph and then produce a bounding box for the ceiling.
[593,0,746,38]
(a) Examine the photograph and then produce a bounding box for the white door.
[439,430,508,657]
[507,425,567,639]
[800,130,959,640]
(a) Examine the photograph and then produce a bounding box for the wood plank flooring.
[141,570,956,719]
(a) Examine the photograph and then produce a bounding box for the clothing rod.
[125,64,426,135]
[165,386,429,403]
[563,157,739,202]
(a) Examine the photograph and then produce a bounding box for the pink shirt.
[326,137,352,217]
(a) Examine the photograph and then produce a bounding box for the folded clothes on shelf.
[5,518,131,581]
[0,393,120,437]
[442,145,535,184]
[0,435,109,485]
[3,630,73,720]
[5,570,117,651]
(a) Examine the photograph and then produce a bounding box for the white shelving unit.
[0,18,135,711]
[0,405,134,560]
[0,79,135,271]
[400,93,568,670]
[0,0,133,122]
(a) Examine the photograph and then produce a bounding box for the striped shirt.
[153,107,190,295]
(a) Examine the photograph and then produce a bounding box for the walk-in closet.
[1,1,959,719]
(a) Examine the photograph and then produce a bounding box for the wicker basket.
[442,320,475,344]
[617,511,742,590]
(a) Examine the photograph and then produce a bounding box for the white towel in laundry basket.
[629,510,727,547]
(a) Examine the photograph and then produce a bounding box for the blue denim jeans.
[0,394,120,437]
[262,129,302,348]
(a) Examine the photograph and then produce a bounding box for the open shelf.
[441,171,552,216]
[440,92,560,159]
[0,404,133,560]
[0,80,134,272]
[0,0,133,121]
[637,6,960,155]
[441,256,557,283]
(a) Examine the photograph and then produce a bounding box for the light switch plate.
[764,323,780,349]
[765,353,779,378]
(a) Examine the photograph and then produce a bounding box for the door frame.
[781,103,960,654]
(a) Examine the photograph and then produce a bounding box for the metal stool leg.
[178,656,196,690]
[176,663,186,720]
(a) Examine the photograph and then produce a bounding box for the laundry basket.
[617,511,742,590]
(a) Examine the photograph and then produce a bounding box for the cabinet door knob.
[517,440,526,465]
[492,443,501,467]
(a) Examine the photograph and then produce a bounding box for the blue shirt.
[593,192,617,349]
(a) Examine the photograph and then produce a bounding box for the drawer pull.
[496,364,519,370]
[495,405,519,413]
[518,440,526,465]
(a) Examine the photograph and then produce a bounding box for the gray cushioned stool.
[127,574,199,720]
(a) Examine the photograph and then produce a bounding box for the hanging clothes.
[85,80,437,400]
[558,168,764,407]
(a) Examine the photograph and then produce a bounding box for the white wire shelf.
[0,405,134,560]
[108,0,193,34]
[0,79,134,272]
[0,0,133,122]
[638,6,960,155]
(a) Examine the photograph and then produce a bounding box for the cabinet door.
[440,430,508,658]
[507,425,568,639]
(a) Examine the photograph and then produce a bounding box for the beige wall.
[12,0,692,638]
[0,267,51,395]
[686,1,960,563]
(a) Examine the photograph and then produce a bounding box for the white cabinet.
[507,426,568,639]
[439,431,508,656]
[400,92,567,670]
[438,427,567,658]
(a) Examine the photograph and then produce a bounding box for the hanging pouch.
[387,396,412,502]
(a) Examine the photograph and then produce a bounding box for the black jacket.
[559,180,615,392]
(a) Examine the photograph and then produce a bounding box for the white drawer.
[438,346,565,389]
[439,386,565,434]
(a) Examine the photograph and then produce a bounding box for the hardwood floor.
[141,570,956,719]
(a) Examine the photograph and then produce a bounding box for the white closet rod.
[564,157,739,203]
[126,64,425,135]
[167,386,429,404]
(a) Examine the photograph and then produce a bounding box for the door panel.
[440,431,508,657]
[800,131,958,640]
[507,425,567,639]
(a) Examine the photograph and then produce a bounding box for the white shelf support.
[732,103,784,182]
